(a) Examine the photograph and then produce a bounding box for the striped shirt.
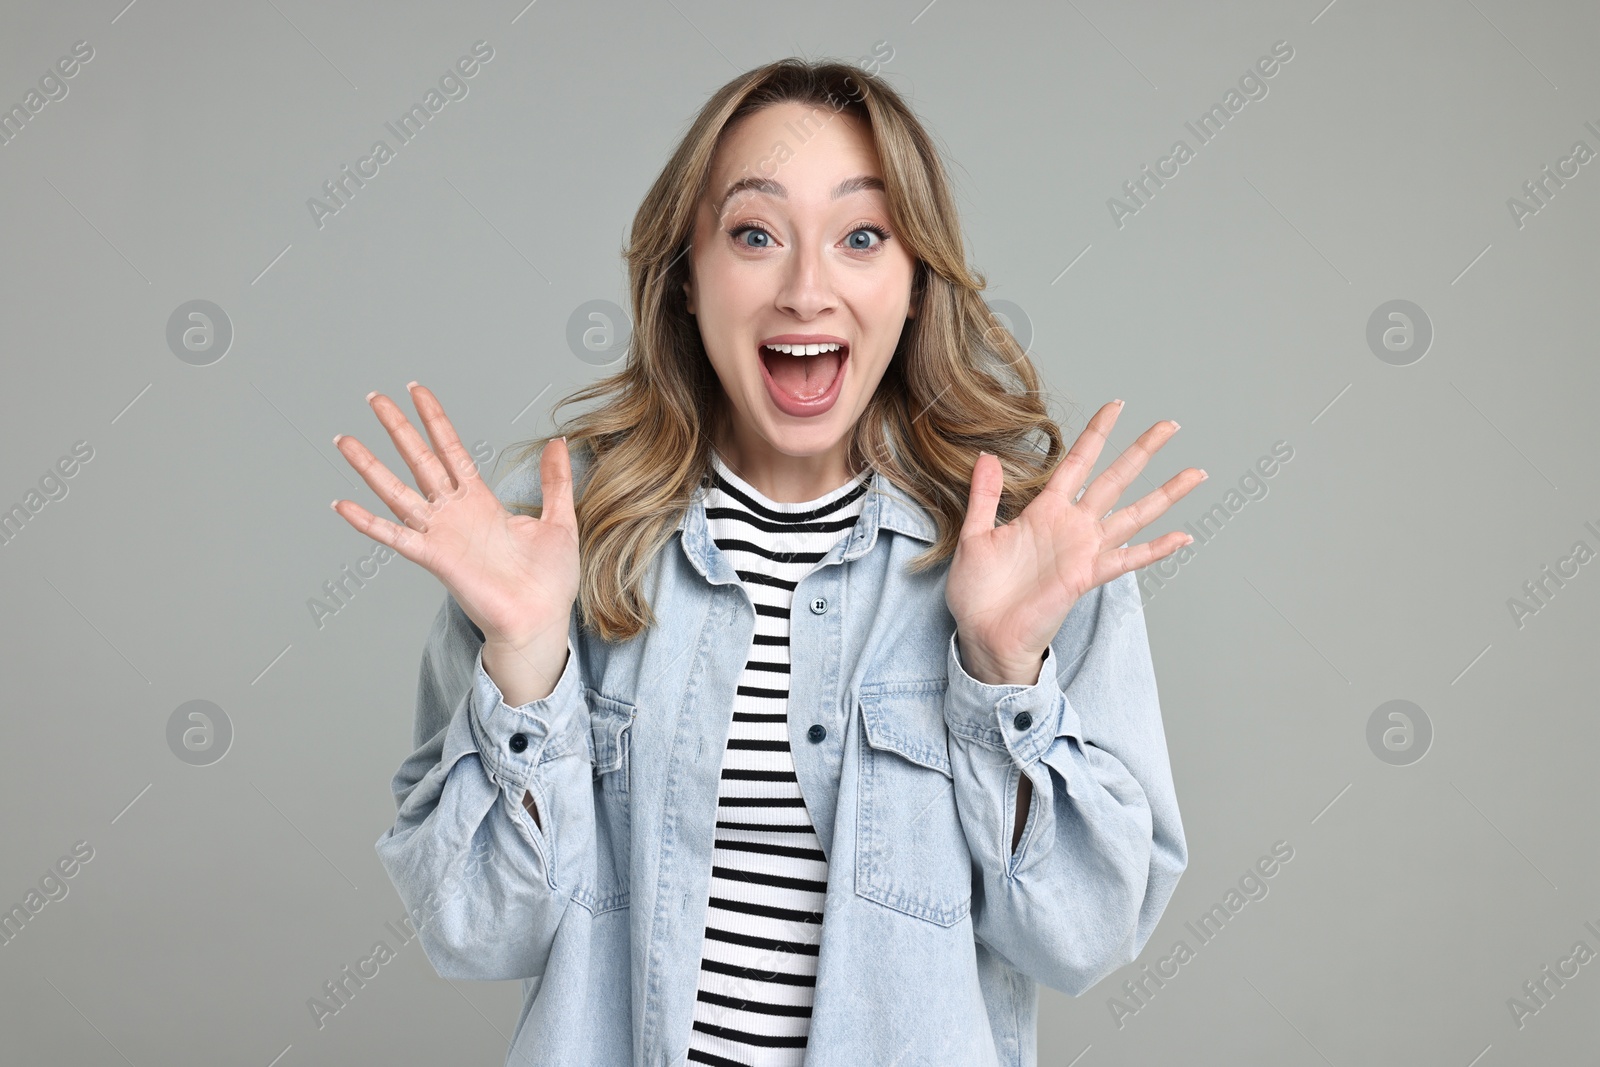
[685,451,872,1067]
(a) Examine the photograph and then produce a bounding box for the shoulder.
[487,439,596,510]
[1046,569,1148,677]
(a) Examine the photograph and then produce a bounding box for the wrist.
[482,634,570,708]
[955,633,1046,687]
[481,609,572,657]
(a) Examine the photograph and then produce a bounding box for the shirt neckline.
[709,451,870,512]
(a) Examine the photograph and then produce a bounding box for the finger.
[1093,529,1194,588]
[1044,400,1123,506]
[369,390,455,502]
[407,382,480,494]
[1078,418,1179,519]
[538,436,577,531]
[329,497,426,564]
[334,432,433,531]
[1097,466,1206,547]
[958,452,1002,541]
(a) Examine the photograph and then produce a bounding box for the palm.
[412,484,579,647]
[947,401,1205,670]
[947,490,1104,660]
[332,385,578,651]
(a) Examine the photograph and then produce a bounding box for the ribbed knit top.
[684,451,872,1067]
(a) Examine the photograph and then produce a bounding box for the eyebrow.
[713,174,885,218]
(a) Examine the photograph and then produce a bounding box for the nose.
[774,236,836,320]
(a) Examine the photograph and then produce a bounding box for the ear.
[682,276,695,316]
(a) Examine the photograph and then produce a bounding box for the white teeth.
[762,342,843,356]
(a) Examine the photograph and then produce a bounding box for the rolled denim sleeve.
[942,570,1188,997]
[373,591,592,981]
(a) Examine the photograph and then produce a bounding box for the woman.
[338,58,1201,1067]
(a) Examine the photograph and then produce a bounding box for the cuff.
[944,632,1084,765]
[466,639,587,794]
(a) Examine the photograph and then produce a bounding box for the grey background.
[2,0,1596,1063]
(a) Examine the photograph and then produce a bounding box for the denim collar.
[674,467,937,586]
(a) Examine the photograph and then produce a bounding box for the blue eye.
[728,224,773,248]
[725,222,894,253]
[847,225,890,251]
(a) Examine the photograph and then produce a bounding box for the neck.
[712,430,858,504]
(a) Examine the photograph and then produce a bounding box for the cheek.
[855,346,895,388]
[699,264,763,324]
[860,260,915,313]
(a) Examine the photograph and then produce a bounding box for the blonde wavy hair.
[501,57,1066,642]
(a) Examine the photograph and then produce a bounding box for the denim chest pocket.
[586,692,634,793]
[854,678,973,927]
[572,691,634,914]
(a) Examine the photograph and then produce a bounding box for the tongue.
[763,348,841,400]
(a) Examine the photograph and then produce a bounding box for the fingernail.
[365,391,377,402]
[333,434,344,446]
[1113,399,1125,408]
[330,500,341,510]
[1169,420,1180,431]
[406,380,419,390]
[1198,469,1209,480]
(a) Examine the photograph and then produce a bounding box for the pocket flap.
[857,678,952,779]
[586,691,637,773]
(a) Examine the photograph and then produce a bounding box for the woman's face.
[683,99,917,494]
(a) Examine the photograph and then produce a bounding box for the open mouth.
[757,341,849,403]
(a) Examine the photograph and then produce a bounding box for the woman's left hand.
[946,400,1207,685]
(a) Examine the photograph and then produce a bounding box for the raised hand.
[946,400,1206,685]
[330,382,579,663]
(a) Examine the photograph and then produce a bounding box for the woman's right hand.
[330,382,579,656]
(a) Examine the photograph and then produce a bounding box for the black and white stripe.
[686,452,870,1067]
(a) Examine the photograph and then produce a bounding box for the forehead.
[708,102,882,202]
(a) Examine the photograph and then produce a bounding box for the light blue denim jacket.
[374,446,1187,1066]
